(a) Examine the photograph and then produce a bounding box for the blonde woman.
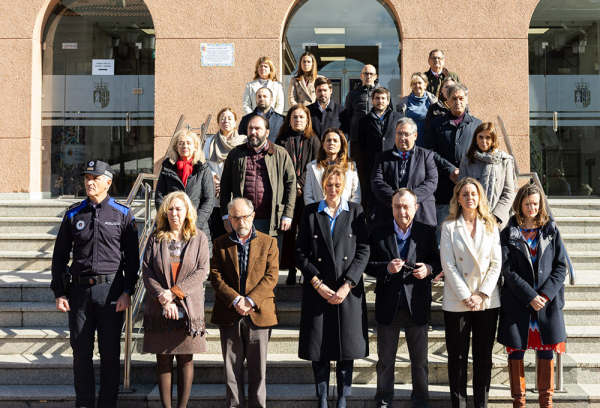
[440,177,501,408]
[288,51,321,107]
[143,191,210,408]
[242,56,285,114]
[156,129,215,252]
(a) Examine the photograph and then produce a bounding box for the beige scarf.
[209,130,246,163]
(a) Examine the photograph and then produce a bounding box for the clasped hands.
[387,259,431,279]
[530,295,547,311]
[159,290,179,320]
[235,297,255,316]
[463,292,486,312]
[317,281,351,305]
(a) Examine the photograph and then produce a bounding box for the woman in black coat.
[275,104,321,285]
[156,129,215,253]
[497,183,567,408]
[295,165,370,408]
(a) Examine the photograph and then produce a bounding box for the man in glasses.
[211,197,280,408]
[425,49,460,97]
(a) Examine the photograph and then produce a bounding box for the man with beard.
[238,87,284,142]
[211,197,280,408]
[307,76,349,138]
[357,87,403,225]
[219,115,296,250]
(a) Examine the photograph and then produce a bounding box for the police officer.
[51,160,140,408]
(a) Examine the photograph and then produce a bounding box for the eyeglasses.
[361,72,376,76]
[429,56,444,61]
[230,214,253,222]
[395,132,415,137]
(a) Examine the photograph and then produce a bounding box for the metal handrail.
[497,115,575,393]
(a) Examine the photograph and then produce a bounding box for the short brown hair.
[512,183,550,227]
[466,122,500,162]
[253,56,277,81]
[372,87,390,101]
[429,49,445,58]
[314,76,332,90]
[217,107,238,130]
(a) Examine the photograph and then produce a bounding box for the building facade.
[0,0,597,199]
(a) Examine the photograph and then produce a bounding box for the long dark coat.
[497,217,567,349]
[155,158,215,252]
[295,201,370,361]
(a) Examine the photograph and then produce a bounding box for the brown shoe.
[537,358,554,407]
[508,359,526,407]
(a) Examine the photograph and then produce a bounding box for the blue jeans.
[435,204,450,245]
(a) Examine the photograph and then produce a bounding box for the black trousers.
[68,276,124,408]
[312,360,354,400]
[376,307,429,407]
[443,308,499,408]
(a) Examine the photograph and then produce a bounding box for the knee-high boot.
[537,358,554,407]
[508,359,526,407]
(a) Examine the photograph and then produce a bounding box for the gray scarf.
[474,150,505,210]
[209,130,246,163]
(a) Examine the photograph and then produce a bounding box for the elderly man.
[424,49,460,97]
[220,115,296,249]
[371,117,438,227]
[211,197,279,408]
[425,83,481,240]
[239,87,285,142]
[366,188,441,408]
[308,76,349,138]
[346,64,380,185]
[358,87,403,222]
[51,160,139,408]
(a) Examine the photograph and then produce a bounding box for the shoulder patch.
[65,200,87,220]
[107,197,130,216]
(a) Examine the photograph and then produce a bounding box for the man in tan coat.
[210,197,279,408]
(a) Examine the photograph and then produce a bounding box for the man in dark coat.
[345,64,380,190]
[371,117,438,227]
[424,83,481,240]
[424,49,460,97]
[238,87,284,142]
[358,87,403,222]
[307,76,349,138]
[365,188,441,408]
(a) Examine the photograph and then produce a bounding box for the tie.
[402,152,408,160]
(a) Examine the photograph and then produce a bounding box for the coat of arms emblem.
[93,79,110,109]
[575,78,591,108]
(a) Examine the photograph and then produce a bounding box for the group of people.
[50,48,568,408]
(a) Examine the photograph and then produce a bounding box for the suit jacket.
[295,201,370,361]
[242,79,285,115]
[440,215,502,312]
[371,147,438,226]
[365,221,441,326]
[424,111,482,205]
[238,109,285,143]
[308,100,349,138]
[210,230,279,327]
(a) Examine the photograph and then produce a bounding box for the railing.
[497,115,574,393]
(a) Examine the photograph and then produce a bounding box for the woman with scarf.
[458,122,516,230]
[156,129,215,252]
[143,191,210,408]
[203,108,247,240]
[396,72,437,147]
[275,104,321,285]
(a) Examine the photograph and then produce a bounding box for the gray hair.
[447,83,468,99]
[392,188,418,206]
[256,86,273,99]
[396,117,418,134]
[227,197,255,214]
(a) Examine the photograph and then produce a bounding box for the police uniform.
[50,160,139,408]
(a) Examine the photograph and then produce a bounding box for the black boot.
[286,267,297,285]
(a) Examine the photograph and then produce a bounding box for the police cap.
[81,160,114,179]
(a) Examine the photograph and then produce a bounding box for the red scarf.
[176,158,193,188]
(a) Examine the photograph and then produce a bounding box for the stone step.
[0,353,597,386]
[568,251,600,270]
[0,233,56,252]
[547,198,600,217]
[0,200,150,218]
[2,300,600,328]
[0,383,592,408]
[562,233,600,251]
[554,217,600,234]
[2,325,598,356]
[0,251,54,270]
[0,217,146,235]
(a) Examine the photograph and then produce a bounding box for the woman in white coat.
[242,56,285,115]
[440,177,501,408]
[304,127,361,205]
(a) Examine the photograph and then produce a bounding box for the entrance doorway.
[42,0,155,197]
[283,0,401,109]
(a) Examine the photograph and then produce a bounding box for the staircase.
[0,198,599,407]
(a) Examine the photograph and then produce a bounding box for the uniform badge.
[88,161,95,167]
[76,220,85,230]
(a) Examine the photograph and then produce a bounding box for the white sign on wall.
[200,43,235,67]
[92,59,114,75]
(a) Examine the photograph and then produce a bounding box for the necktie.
[399,152,409,179]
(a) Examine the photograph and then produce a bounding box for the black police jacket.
[50,195,140,298]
